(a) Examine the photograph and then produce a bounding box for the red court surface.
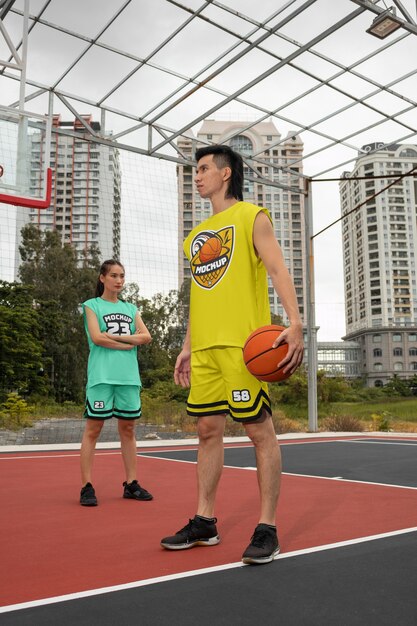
[1,439,416,610]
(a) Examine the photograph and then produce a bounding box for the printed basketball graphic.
[199,237,222,263]
[190,227,234,289]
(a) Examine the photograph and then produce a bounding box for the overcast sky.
[1,0,417,341]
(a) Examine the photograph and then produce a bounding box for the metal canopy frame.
[1,0,417,431]
[0,0,415,176]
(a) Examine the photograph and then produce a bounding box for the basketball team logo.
[189,226,234,289]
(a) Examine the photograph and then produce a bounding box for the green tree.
[121,280,191,389]
[18,224,100,402]
[317,371,357,404]
[406,375,417,396]
[383,375,410,397]
[0,281,47,400]
[271,366,308,406]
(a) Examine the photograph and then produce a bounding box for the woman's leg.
[118,419,138,483]
[80,418,104,485]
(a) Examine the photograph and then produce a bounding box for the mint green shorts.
[84,384,141,420]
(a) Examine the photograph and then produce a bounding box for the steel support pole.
[304,177,318,432]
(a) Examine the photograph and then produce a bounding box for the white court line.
[2,450,416,491]
[341,439,417,446]
[1,525,416,615]
[0,451,122,461]
[139,455,417,491]
[280,470,417,491]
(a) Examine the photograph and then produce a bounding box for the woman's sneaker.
[161,516,220,550]
[242,523,280,564]
[80,482,97,506]
[123,480,153,501]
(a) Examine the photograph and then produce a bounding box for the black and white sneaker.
[161,516,220,550]
[123,480,153,501]
[80,482,97,506]
[242,523,280,564]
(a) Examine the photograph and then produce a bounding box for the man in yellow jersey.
[161,145,304,564]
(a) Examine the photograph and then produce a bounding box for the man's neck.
[211,194,239,215]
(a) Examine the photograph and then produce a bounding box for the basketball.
[199,237,222,263]
[243,325,290,382]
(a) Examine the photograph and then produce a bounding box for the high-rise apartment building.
[177,120,306,325]
[340,142,417,386]
[15,114,121,273]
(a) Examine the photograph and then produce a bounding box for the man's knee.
[244,414,276,445]
[197,415,225,442]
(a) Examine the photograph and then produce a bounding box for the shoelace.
[250,529,272,548]
[177,519,198,537]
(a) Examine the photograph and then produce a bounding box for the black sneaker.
[161,516,220,550]
[123,480,153,501]
[80,482,97,506]
[242,523,280,564]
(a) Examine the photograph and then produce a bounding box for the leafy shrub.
[371,412,391,432]
[0,393,33,431]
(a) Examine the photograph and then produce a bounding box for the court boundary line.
[342,439,417,447]
[137,454,417,491]
[2,449,414,492]
[1,526,416,615]
[1,431,416,455]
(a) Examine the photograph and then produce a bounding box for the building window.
[229,135,253,155]
[393,333,402,342]
[373,348,382,357]
[399,148,417,158]
[373,334,381,343]
[411,362,417,371]
[374,380,384,387]
[409,333,417,342]
[393,348,403,356]
[374,362,383,372]
[394,362,403,371]
[409,348,417,356]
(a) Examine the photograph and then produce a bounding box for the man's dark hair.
[195,144,244,201]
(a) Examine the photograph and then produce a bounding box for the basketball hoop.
[0,106,52,209]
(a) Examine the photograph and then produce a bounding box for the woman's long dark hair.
[95,259,125,297]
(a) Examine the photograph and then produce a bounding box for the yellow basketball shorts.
[187,347,271,423]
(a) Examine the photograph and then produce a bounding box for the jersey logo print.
[189,226,234,290]
[103,313,133,335]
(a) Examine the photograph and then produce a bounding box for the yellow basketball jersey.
[184,201,271,352]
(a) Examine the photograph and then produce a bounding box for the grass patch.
[3,394,417,436]
[326,398,417,423]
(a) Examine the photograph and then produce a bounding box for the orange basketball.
[243,325,290,382]
[199,237,222,263]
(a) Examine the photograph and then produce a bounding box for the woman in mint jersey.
[79,259,153,507]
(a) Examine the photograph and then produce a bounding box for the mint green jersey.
[83,297,141,388]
